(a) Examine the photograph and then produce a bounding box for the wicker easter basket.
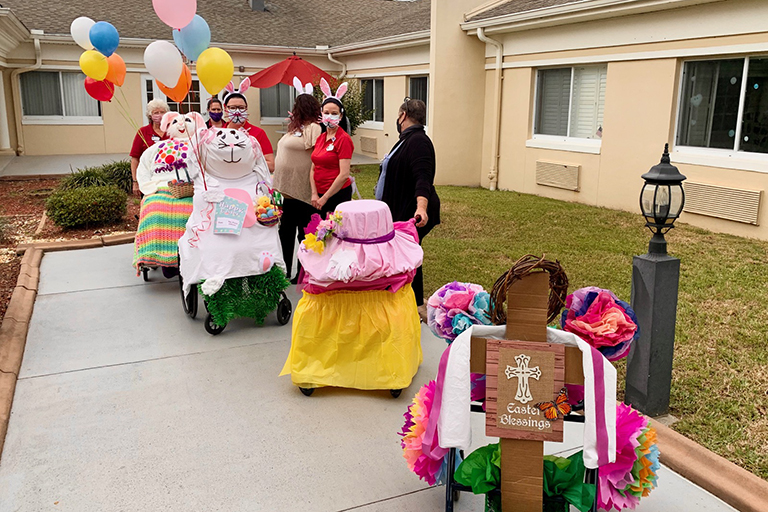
[167,167,194,199]
[256,181,283,227]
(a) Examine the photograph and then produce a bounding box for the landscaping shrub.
[46,185,127,229]
[101,160,133,194]
[59,160,133,194]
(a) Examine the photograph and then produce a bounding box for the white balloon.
[70,17,95,51]
[143,40,183,87]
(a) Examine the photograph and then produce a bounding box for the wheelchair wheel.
[204,313,226,335]
[299,387,314,397]
[179,274,198,319]
[276,292,292,325]
[390,389,402,398]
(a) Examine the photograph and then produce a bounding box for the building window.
[20,71,100,119]
[167,80,204,114]
[677,57,768,154]
[260,82,295,119]
[409,75,428,122]
[362,78,384,122]
[534,65,607,139]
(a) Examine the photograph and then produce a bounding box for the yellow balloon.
[79,50,109,81]
[196,47,233,95]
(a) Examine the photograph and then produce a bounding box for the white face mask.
[322,114,341,128]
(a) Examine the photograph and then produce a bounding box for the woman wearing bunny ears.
[274,78,323,282]
[309,78,354,215]
[222,77,275,173]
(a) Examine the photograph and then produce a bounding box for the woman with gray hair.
[129,99,170,196]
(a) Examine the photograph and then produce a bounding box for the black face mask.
[396,114,403,134]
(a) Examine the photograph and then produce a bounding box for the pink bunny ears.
[320,77,348,101]
[292,76,314,96]
[224,77,251,96]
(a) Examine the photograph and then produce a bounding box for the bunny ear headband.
[320,77,348,103]
[223,77,251,98]
[292,76,314,96]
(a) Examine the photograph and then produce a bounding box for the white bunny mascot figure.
[178,96,288,329]
[133,111,206,278]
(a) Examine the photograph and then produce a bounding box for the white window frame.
[260,82,297,125]
[527,65,605,155]
[672,56,768,173]
[360,78,384,130]
[21,71,103,126]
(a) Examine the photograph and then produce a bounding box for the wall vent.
[536,160,580,191]
[684,182,762,225]
[360,136,378,154]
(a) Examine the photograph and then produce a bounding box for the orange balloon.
[105,53,126,87]
[158,64,191,103]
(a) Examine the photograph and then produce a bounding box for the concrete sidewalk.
[0,153,129,178]
[0,244,740,511]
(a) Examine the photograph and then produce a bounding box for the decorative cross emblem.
[505,354,541,404]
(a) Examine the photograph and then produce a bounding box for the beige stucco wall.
[479,0,768,239]
[429,0,488,187]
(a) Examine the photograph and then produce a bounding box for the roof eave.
[0,7,32,61]
[330,30,431,56]
[461,0,726,35]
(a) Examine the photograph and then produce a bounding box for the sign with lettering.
[214,196,248,235]
[484,339,565,442]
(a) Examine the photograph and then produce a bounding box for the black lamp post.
[625,144,686,417]
[639,143,687,255]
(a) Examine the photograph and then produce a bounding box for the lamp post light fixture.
[625,144,686,417]
[639,143,687,255]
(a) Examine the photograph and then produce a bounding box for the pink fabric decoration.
[598,403,648,510]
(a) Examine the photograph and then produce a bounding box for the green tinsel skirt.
[200,266,289,326]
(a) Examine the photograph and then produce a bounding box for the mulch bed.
[0,177,140,322]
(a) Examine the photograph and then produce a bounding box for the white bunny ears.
[224,77,251,97]
[292,76,314,96]
[320,77,348,102]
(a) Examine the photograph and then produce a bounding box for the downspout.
[476,27,503,191]
[327,52,346,79]
[10,30,42,155]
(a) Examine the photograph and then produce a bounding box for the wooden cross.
[470,271,585,512]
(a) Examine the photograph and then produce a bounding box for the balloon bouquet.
[70,0,235,111]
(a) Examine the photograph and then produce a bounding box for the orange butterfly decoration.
[534,387,572,421]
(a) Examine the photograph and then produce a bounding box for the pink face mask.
[322,114,341,128]
[151,113,164,124]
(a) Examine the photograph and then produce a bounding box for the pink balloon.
[152,0,197,29]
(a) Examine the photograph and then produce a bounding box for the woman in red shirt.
[129,99,169,196]
[222,91,275,173]
[310,96,354,216]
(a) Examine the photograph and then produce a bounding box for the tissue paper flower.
[427,282,492,342]
[398,380,448,485]
[301,212,344,255]
[597,403,660,511]
[560,287,639,361]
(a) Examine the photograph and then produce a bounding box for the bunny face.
[204,128,263,180]
[161,112,205,140]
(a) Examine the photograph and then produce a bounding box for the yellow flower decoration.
[303,233,325,254]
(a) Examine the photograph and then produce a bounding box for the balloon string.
[112,89,150,149]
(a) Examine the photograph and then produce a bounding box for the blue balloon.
[89,21,119,57]
[172,15,211,62]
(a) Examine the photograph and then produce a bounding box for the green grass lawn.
[352,164,768,479]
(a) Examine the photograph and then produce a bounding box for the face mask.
[227,108,248,124]
[322,114,341,128]
[396,114,404,134]
[209,111,223,122]
[151,113,164,124]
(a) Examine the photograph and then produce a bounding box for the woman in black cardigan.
[375,98,441,319]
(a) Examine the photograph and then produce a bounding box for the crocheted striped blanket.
[133,188,193,272]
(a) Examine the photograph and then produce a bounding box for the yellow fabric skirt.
[280,285,422,390]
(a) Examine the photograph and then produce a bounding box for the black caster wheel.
[299,387,314,396]
[141,266,150,282]
[204,313,226,335]
[276,292,292,325]
[179,274,198,319]
[453,489,460,502]
[390,389,402,398]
